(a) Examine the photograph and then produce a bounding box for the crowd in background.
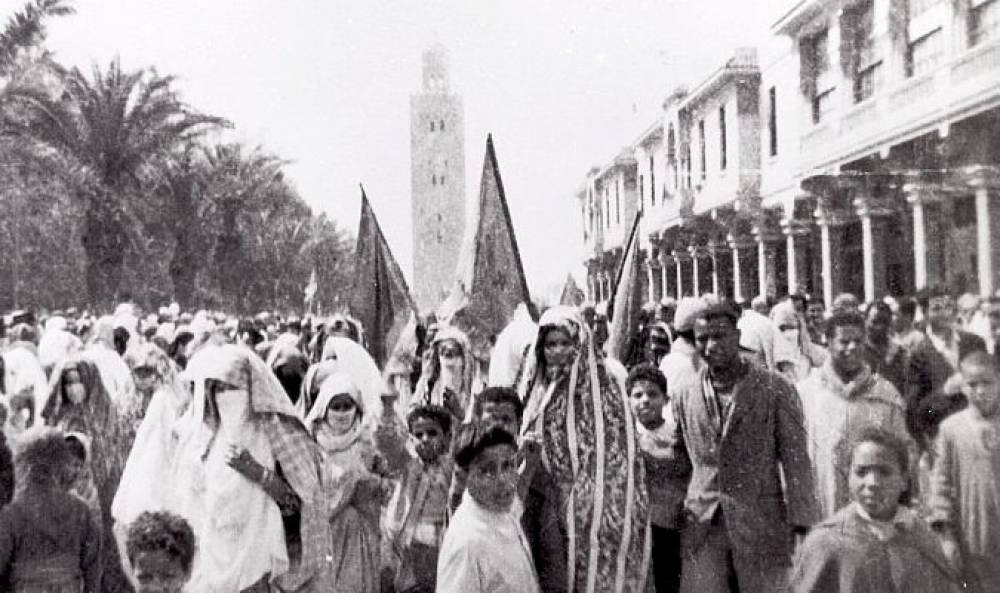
[0,286,998,593]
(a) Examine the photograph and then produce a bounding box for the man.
[643,322,672,367]
[980,296,1000,363]
[797,311,911,519]
[659,297,708,395]
[905,290,986,448]
[893,296,926,354]
[670,301,817,593]
[862,301,908,396]
[805,297,827,347]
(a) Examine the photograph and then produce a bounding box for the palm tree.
[0,0,74,77]
[1,58,227,306]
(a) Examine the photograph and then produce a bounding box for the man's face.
[865,308,892,344]
[593,316,609,348]
[645,327,670,365]
[927,296,956,331]
[480,401,521,436]
[986,305,1000,340]
[694,317,740,370]
[629,379,666,428]
[806,303,826,328]
[962,361,1000,418]
[829,324,865,376]
[132,550,190,593]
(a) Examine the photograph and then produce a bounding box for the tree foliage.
[0,3,356,314]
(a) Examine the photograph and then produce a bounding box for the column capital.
[853,196,897,218]
[814,204,853,227]
[781,217,812,237]
[960,164,1000,190]
[726,232,755,250]
[672,249,691,263]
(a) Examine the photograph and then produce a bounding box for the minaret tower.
[410,45,466,313]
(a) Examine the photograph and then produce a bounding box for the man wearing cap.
[670,301,817,593]
[659,297,707,395]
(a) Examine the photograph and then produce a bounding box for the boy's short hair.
[406,404,453,436]
[824,311,866,340]
[852,427,912,505]
[474,387,524,421]
[64,434,87,462]
[626,363,667,397]
[452,423,517,470]
[126,511,197,574]
[697,301,741,329]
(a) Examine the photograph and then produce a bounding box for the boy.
[376,403,453,593]
[929,350,1000,592]
[627,363,689,593]
[437,424,541,593]
[125,511,196,593]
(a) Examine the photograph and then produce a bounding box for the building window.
[811,29,831,76]
[719,107,728,171]
[615,182,621,224]
[431,174,437,186]
[971,0,1000,46]
[639,175,645,212]
[605,193,611,228]
[440,175,445,185]
[768,87,778,156]
[649,156,656,206]
[812,88,835,123]
[906,28,943,77]
[440,119,445,130]
[430,121,435,132]
[698,119,706,181]
[854,62,881,103]
[909,0,939,17]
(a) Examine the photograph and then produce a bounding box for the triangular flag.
[349,186,419,369]
[607,212,643,365]
[559,274,586,307]
[439,135,533,360]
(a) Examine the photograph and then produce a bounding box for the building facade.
[411,45,467,312]
[580,0,1000,305]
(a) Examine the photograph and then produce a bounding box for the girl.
[304,372,386,592]
[791,428,959,593]
[413,326,478,421]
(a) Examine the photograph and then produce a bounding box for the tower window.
[440,175,445,185]
[430,121,435,132]
[440,119,445,130]
[615,182,621,224]
[639,175,645,212]
[432,174,437,186]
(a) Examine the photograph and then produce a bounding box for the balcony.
[798,35,1000,170]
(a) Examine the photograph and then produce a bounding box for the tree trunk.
[82,208,126,309]
[169,194,201,308]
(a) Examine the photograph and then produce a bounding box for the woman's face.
[209,379,249,427]
[438,339,464,371]
[324,393,358,435]
[63,369,87,405]
[543,328,576,367]
[133,365,159,396]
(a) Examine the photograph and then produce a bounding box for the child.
[125,511,196,593]
[626,363,689,593]
[437,424,541,593]
[0,426,101,593]
[791,428,959,593]
[376,403,454,593]
[929,350,1000,592]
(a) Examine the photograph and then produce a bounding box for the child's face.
[962,362,1000,418]
[480,402,521,436]
[849,441,906,521]
[132,550,190,593]
[466,443,518,512]
[629,379,666,428]
[411,416,447,463]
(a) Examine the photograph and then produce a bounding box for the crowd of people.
[0,287,997,593]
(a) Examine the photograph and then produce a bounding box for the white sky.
[42,0,786,301]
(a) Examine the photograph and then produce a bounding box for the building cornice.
[678,49,760,112]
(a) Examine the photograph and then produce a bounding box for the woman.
[43,355,137,593]
[311,336,387,419]
[515,306,651,593]
[171,344,327,593]
[772,299,826,384]
[267,344,310,405]
[113,343,193,581]
[413,326,478,421]
[304,372,385,592]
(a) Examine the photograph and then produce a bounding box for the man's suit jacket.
[671,364,819,564]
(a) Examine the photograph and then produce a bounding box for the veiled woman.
[43,355,138,593]
[171,344,327,593]
[515,306,651,593]
[412,326,478,421]
[112,343,193,580]
[266,344,311,405]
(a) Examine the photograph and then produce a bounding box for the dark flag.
[438,134,533,359]
[559,273,586,307]
[608,212,643,365]
[349,186,419,369]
